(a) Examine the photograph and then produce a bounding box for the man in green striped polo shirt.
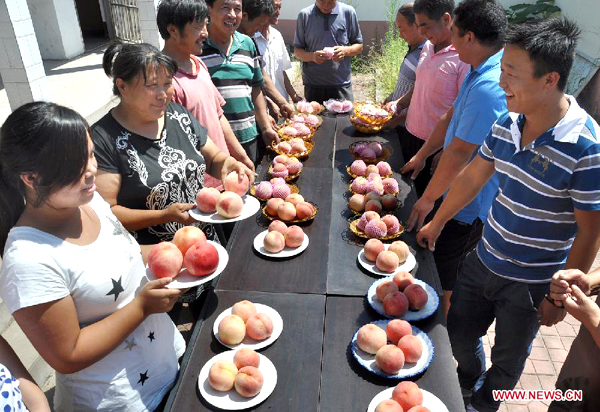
[202,0,279,164]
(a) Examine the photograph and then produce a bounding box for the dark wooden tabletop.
[164,115,461,412]
[165,290,326,411]
[320,296,464,412]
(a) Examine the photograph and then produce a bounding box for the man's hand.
[220,157,256,186]
[280,103,294,119]
[163,203,196,225]
[401,153,426,180]
[267,99,281,121]
[384,99,399,113]
[550,269,592,304]
[262,127,280,146]
[332,46,347,62]
[313,51,327,64]
[563,284,600,325]
[407,196,436,232]
[537,298,567,326]
[416,221,443,251]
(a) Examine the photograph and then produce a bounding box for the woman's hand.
[163,203,196,225]
[221,157,256,187]
[135,278,181,317]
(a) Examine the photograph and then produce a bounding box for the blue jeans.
[447,251,548,412]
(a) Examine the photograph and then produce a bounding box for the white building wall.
[28,0,84,59]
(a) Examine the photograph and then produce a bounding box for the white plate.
[189,195,260,223]
[198,350,277,410]
[253,230,309,258]
[358,244,417,276]
[145,241,229,289]
[367,277,439,322]
[367,387,449,412]
[351,321,434,379]
[213,303,284,350]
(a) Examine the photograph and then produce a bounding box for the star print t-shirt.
[92,102,219,245]
[0,193,186,412]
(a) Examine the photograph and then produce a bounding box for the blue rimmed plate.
[367,278,439,321]
[351,320,434,379]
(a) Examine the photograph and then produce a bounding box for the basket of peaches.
[277,120,315,141]
[350,101,393,134]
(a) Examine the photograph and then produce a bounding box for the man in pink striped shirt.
[388,0,469,196]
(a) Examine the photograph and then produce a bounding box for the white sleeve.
[281,36,292,72]
[0,247,70,314]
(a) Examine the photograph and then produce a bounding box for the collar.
[425,40,456,55]
[473,49,503,75]
[410,40,426,52]
[313,2,340,16]
[253,31,267,41]
[206,31,243,56]
[508,96,587,149]
[177,55,200,77]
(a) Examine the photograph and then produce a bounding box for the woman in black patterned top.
[92,42,254,252]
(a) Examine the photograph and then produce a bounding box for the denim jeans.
[447,251,548,412]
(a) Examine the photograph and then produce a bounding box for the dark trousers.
[304,84,353,102]
[398,127,439,197]
[241,137,266,166]
[448,251,548,412]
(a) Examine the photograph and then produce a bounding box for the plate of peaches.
[262,197,318,223]
[367,382,449,412]
[213,301,284,350]
[358,239,416,276]
[367,276,439,322]
[145,227,229,289]
[351,320,434,379]
[198,348,277,410]
[253,221,309,258]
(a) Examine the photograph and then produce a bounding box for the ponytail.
[0,102,90,256]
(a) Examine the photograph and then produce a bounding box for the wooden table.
[164,115,463,412]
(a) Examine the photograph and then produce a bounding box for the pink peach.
[268,220,289,235]
[233,348,260,369]
[208,360,238,391]
[285,193,305,206]
[389,241,410,263]
[264,231,286,253]
[216,191,244,218]
[392,381,423,411]
[147,242,183,278]
[277,201,297,221]
[404,284,429,311]
[348,194,366,212]
[393,271,415,291]
[223,171,250,196]
[375,399,404,412]
[245,313,274,341]
[376,280,399,302]
[285,225,305,248]
[231,300,257,323]
[218,315,246,345]
[356,323,387,355]
[172,226,206,256]
[383,292,409,317]
[376,344,406,374]
[397,335,423,363]
[364,238,385,262]
[196,187,221,213]
[184,241,219,276]
[266,198,284,216]
[376,251,400,273]
[386,319,413,345]
[234,366,264,397]
[296,202,315,220]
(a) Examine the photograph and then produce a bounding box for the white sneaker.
[466,404,479,412]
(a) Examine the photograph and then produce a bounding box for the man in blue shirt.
[293,0,363,102]
[402,0,507,318]
[419,17,600,412]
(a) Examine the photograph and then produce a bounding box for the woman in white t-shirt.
[0,102,185,411]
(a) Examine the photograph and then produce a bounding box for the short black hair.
[103,42,178,96]
[454,0,506,48]
[242,0,274,21]
[397,3,416,25]
[205,0,216,6]
[505,17,580,91]
[413,0,454,20]
[157,0,209,40]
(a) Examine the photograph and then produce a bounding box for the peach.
[348,194,366,213]
[366,164,380,176]
[404,284,429,311]
[392,381,423,411]
[268,220,289,235]
[184,241,219,276]
[245,313,274,341]
[285,225,305,248]
[231,300,257,322]
[172,226,206,256]
[235,366,264,397]
[375,399,404,412]
[270,177,286,186]
[386,319,412,345]
[277,201,297,221]
[273,155,290,165]
[397,335,423,363]
[376,344,405,374]
[389,241,410,263]
[365,199,383,214]
[383,292,409,317]
[218,315,246,345]
[233,348,260,369]
[147,242,183,278]
[310,101,321,111]
[296,202,315,220]
[376,280,399,302]
[407,407,430,412]
[277,141,291,153]
[208,360,238,391]
[365,191,381,203]
[216,191,244,218]
[393,271,415,291]
[273,162,288,172]
[223,171,250,196]
[356,323,387,355]
[381,194,399,211]
[376,251,400,273]
[266,198,284,216]
[196,187,221,213]
[364,238,385,262]
[264,231,285,253]
[285,193,304,206]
